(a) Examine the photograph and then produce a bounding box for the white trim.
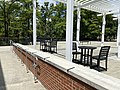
[80,0,100,8]
[101,14,106,46]
[118,17,120,57]
[76,7,81,42]
[66,0,74,61]
[33,0,36,48]
[53,0,120,14]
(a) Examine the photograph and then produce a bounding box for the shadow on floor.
[109,52,117,57]
[0,60,6,90]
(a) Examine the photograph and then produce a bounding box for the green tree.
[105,15,117,41]
[0,0,118,45]
[0,0,19,37]
[39,2,66,39]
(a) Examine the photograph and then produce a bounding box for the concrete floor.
[0,46,46,90]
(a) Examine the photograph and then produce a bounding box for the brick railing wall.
[13,45,96,90]
[13,43,120,90]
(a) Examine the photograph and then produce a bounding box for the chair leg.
[97,59,100,71]
[75,54,77,59]
[98,66,100,72]
[72,54,75,61]
[105,59,107,71]
[56,47,57,53]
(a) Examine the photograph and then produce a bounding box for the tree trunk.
[27,18,30,37]
[3,1,8,37]
[3,1,6,37]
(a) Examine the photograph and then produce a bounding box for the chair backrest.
[50,40,57,46]
[99,46,110,59]
[72,42,77,51]
[40,38,46,43]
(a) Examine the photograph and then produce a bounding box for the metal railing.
[0,37,32,46]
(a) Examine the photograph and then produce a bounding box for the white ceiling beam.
[53,0,120,16]
[113,15,117,17]
[53,0,120,13]
[97,9,120,16]
[53,0,80,7]
[53,0,67,4]
[78,0,101,8]
[97,12,118,16]
[83,5,107,14]
[97,14,103,16]
[113,18,118,20]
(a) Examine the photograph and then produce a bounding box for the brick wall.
[13,46,96,90]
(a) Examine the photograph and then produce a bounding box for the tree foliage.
[0,0,118,45]
[39,2,117,41]
[38,2,66,39]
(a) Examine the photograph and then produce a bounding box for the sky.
[39,0,56,6]
[5,0,56,6]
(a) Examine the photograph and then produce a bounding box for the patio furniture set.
[40,38,57,53]
[40,39,110,71]
[72,42,110,72]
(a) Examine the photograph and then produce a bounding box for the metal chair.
[40,39,47,51]
[92,46,110,71]
[47,39,57,53]
[72,41,81,63]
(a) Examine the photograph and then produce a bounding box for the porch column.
[76,7,81,42]
[66,0,74,61]
[117,16,120,47]
[117,16,120,57]
[33,0,36,48]
[101,14,106,46]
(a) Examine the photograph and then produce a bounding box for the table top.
[78,46,97,49]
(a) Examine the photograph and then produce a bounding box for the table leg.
[87,49,89,65]
[84,49,86,65]
[90,49,93,68]
[80,49,83,64]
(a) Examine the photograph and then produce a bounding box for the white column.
[101,14,106,46]
[33,0,36,48]
[66,0,74,61]
[117,16,120,57]
[76,7,81,42]
[117,17,120,47]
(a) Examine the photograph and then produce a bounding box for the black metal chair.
[92,46,110,71]
[47,40,57,53]
[40,39,47,51]
[72,42,81,63]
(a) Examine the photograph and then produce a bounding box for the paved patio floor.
[0,46,46,90]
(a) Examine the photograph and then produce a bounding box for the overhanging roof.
[53,0,120,15]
